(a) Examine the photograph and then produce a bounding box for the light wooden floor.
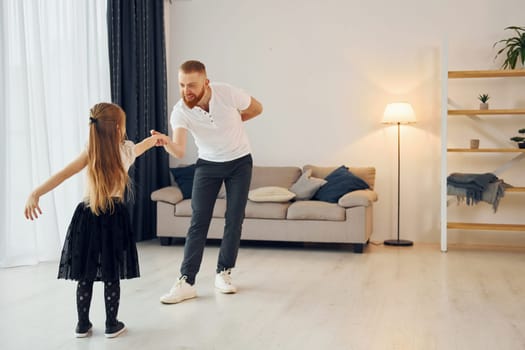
[1,240,525,350]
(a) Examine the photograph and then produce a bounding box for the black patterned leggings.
[76,280,120,327]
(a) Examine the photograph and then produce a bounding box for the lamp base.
[384,239,413,247]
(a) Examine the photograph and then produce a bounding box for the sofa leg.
[353,243,365,254]
[159,237,173,246]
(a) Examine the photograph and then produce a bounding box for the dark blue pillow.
[313,165,369,203]
[169,164,196,199]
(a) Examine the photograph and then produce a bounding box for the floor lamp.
[382,102,416,247]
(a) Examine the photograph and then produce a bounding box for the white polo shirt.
[170,82,252,162]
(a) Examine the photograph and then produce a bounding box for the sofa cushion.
[304,165,376,189]
[150,186,183,205]
[338,189,378,208]
[174,199,226,218]
[248,186,296,202]
[170,165,195,199]
[313,166,369,203]
[245,201,290,219]
[289,169,327,200]
[250,166,301,190]
[287,201,345,221]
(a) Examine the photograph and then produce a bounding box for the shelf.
[441,64,525,252]
[447,148,525,153]
[447,222,525,231]
[506,187,525,192]
[449,70,525,78]
[447,187,525,194]
[448,109,525,115]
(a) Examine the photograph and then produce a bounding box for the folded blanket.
[447,179,506,212]
[447,172,498,204]
[447,172,497,190]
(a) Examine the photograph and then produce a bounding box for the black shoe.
[105,321,126,338]
[75,321,93,338]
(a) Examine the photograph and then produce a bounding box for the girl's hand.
[24,193,42,220]
[147,133,160,146]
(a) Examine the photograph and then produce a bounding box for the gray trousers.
[180,154,253,285]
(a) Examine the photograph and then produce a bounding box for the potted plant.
[493,26,525,69]
[510,128,525,148]
[478,93,490,110]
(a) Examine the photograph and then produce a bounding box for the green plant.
[478,93,490,103]
[493,26,525,69]
[510,128,525,143]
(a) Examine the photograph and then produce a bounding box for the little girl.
[24,102,161,338]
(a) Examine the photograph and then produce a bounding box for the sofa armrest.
[151,186,184,205]
[338,189,378,208]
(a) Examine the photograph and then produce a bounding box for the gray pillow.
[289,169,327,200]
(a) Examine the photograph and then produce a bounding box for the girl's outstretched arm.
[24,151,88,220]
[134,133,162,157]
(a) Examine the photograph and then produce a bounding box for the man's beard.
[182,87,206,109]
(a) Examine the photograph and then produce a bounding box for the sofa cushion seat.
[245,201,290,219]
[174,199,227,218]
[286,201,345,221]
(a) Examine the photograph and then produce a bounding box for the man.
[153,60,263,304]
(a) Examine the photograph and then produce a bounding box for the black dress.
[57,201,140,281]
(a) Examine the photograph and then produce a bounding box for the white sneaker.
[215,269,237,294]
[160,276,197,304]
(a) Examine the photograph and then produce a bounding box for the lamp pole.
[384,122,413,246]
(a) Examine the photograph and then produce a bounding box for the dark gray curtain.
[107,0,170,241]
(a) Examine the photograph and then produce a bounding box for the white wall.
[165,0,525,245]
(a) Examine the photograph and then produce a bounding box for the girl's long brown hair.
[86,103,130,215]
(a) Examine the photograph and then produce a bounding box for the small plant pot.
[470,139,480,149]
[519,142,525,149]
[479,103,489,110]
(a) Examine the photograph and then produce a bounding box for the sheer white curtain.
[0,0,111,267]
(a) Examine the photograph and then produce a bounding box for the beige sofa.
[150,165,378,253]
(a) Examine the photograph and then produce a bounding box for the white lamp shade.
[382,102,416,124]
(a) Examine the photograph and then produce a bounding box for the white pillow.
[248,186,296,203]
